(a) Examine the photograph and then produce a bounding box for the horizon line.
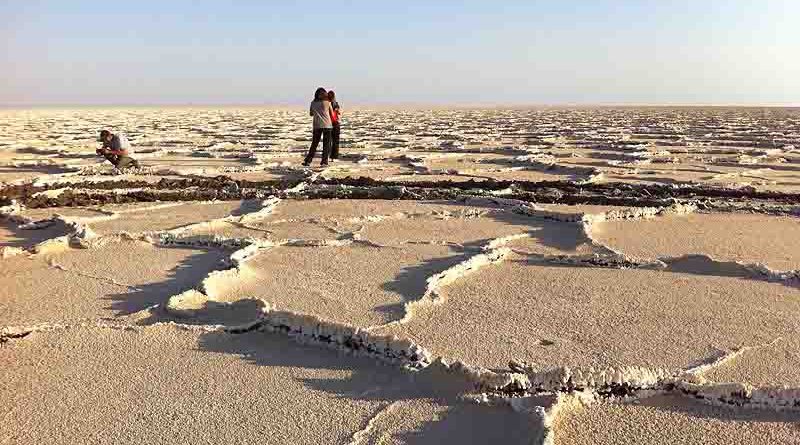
[2,101,799,110]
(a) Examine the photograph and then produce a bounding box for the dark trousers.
[304,128,332,165]
[331,124,341,160]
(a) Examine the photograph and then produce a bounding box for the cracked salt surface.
[0,325,540,445]
[3,107,800,444]
[701,337,800,387]
[88,200,252,235]
[376,256,800,370]
[357,209,535,246]
[208,243,465,327]
[0,220,70,251]
[190,198,528,244]
[19,206,111,221]
[593,212,800,270]
[555,394,800,445]
[0,238,229,325]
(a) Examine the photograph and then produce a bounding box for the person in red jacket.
[327,90,341,161]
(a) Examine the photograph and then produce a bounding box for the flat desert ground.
[2,107,800,444]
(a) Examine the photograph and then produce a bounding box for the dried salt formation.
[3,107,800,444]
[592,212,800,270]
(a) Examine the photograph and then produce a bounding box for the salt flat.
[0,239,228,325]
[375,257,800,370]
[2,107,800,444]
[592,212,800,270]
[1,325,539,444]
[555,395,800,445]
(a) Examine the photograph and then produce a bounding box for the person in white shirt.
[303,87,334,167]
[97,130,139,169]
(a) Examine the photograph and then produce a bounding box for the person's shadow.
[376,246,476,321]
[0,220,69,249]
[197,329,544,443]
[103,246,230,322]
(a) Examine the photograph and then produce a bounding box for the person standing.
[303,87,334,167]
[328,90,341,161]
[97,129,139,169]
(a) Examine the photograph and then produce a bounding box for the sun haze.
[1,0,799,106]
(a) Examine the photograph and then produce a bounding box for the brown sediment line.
[318,176,800,203]
[19,189,254,208]
[15,186,795,215]
[296,185,800,216]
[0,176,300,207]
[4,174,800,212]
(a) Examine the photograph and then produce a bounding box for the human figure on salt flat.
[303,87,335,167]
[328,90,342,161]
[97,129,139,169]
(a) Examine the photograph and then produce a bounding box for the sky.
[2,0,799,106]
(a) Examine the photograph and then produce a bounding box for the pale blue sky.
[2,1,799,105]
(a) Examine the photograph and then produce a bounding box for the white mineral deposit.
[3,107,799,444]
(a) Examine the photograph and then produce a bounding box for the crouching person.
[97,129,139,169]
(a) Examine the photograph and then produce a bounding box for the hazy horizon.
[3,102,800,110]
[3,1,799,107]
